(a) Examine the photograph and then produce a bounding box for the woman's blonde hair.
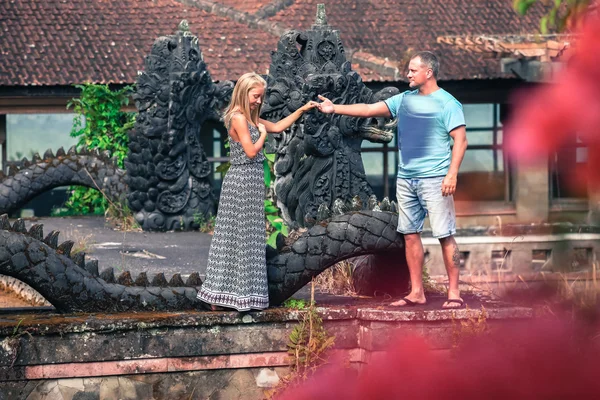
[223,72,267,129]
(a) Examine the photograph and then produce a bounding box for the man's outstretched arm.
[317,95,392,118]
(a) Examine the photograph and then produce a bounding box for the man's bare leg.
[390,233,427,306]
[439,235,463,308]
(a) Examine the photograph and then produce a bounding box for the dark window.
[550,133,588,199]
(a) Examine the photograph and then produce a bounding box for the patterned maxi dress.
[196,120,269,311]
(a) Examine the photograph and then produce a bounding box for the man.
[317,51,467,308]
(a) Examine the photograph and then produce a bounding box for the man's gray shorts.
[396,176,456,239]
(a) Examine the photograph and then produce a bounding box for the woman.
[197,72,317,311]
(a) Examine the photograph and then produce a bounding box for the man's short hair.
[411,51,439,78]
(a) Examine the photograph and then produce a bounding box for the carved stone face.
[317,41,336,61]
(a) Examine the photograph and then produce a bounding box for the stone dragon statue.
[0,209,403,312]
[261,6,399,228]
[0,146,126,214]
[127,20,233,231]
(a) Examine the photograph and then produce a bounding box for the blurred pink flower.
[505,9,600,188]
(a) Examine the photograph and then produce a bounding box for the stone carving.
[262,8,399,228]
[0,207,405,312]
[128,20,233,231]
[0,146,126,215]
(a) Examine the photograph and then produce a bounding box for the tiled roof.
[0,0,279,86]
[211,0,273,14]
[0,0,547,86]
[437,34,574,62]
[267,0,548,81]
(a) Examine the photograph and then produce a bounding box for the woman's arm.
[230,114,267,158]
[259,101,318,133]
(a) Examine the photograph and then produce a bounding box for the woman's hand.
[300,100,319,112]
[258,123,268,136]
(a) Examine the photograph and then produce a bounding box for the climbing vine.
[64,84,135,214]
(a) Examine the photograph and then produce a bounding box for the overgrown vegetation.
[70,231,95,255]
[65,83,135,215]
[264,152,289,248]
[193,213,217,234]
[105,201,140,232]
[452,306,489,348]
[265,282,336,398]
[513,0,593,33]
[283,298,308,310]
[313,260,357,296]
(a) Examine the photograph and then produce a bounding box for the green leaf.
[265,205,279,214]
[263,160,271,187]
[264,152,276,162]
[514,0,537,15]
[215,162,230,175]
[540,15,549,33]
[266,214,281,224]
[267,232,279,248]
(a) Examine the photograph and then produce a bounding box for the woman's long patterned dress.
[196,120,268,311]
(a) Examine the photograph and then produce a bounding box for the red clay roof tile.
[0,0,279,86]
[267,0,547,81]
[0,0,548,86]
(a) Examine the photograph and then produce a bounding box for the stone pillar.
[514,158,550,222]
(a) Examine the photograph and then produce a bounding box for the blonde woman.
[197,72,317,311]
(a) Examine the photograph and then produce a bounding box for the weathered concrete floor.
[23,215,212,278]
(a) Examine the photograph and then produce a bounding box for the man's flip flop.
[442,299,465,309]
[389,297,425,307]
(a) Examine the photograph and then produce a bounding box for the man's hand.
[441,173,457,196]
[317,95,335,114]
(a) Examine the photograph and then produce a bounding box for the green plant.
[65,83,135,214]
[283,298,308,310]
[265,198,289,248]
[70,232,95,255]
[451,306,489,348]
[105,201,140,232]
[287,282,335,374]
[193,213,216,233]
[287,304,334,377]
[264,150,290,248]
[314,260,357,296]
[266,282,335,398]
[422,264,445,294]
[514,0,592,33]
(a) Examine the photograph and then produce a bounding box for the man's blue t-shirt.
[384,88,465,179]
